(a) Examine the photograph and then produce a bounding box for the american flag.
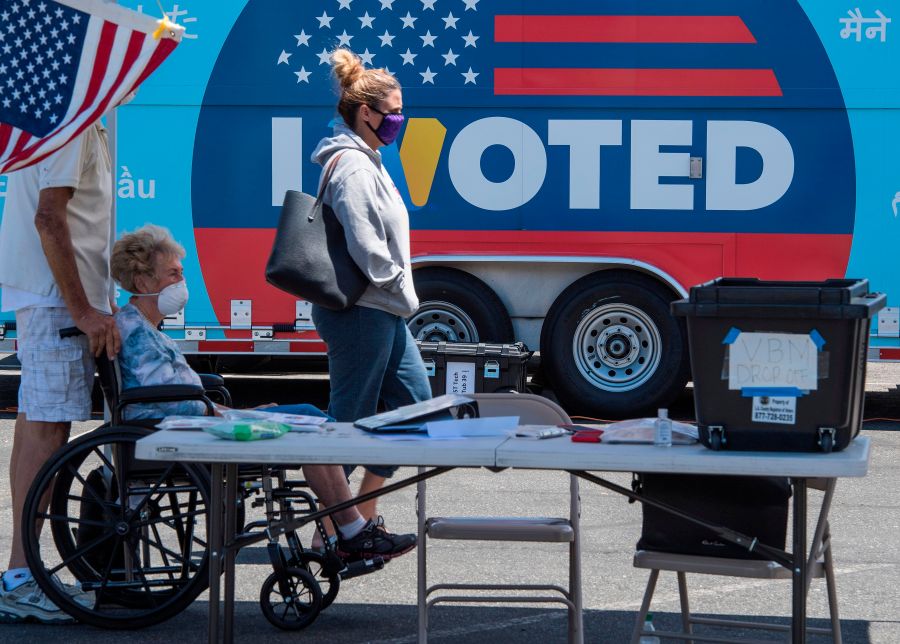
[0,0,183,174]
[274,0,780,99]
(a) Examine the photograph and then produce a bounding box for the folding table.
[135,426,870,644]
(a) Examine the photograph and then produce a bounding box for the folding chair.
[630,478,841,643]
[416,392,583,643]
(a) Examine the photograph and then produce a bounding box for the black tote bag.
[265,153,369,310]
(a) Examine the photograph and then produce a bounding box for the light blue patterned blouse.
[114,303,206,420]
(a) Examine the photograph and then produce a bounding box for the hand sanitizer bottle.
[654,409,672,447]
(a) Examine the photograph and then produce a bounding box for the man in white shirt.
[0,121,120,623]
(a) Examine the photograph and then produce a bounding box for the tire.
[259,567,323,631]
[24,425,211,629]
[410,267,514,343]
[540,270,689,418]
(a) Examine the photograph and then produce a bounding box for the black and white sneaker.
[336,517,416,561]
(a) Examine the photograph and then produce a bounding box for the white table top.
[134,423,507,468]
[135,424,871,479]
[496,435,871,478]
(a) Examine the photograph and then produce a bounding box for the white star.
[442,12,458,29]
[378,29,395,46]
[421,0,437,9]
[441,48,458,65]
[379,0,396,8]
[383,65,393,75]
[336,29,353,46]
[359,48,375,65]
[400,12,417,29]
[316,48,331,65]
[462,30,479,47]
[294,67,311,83]
[358,11,374,28]
[277,49,291,65]
[462,66,478,84]
[420,30,436,47]
[462,0,479,10]
[399,48,417,65]
[420,67,436,84]
[336,0,352,9]
[316,12,333,28]
[294,29,311,46]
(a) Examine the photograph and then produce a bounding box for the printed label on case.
[751,396,796,425]
[446,361,476,394]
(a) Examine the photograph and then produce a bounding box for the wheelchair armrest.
[198,373,225,389]
[120,384,207,402]
[117,385,216,417]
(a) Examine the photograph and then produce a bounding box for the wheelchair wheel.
[296,551,340,610]
[23,425,211,629]
[259,567,322,630]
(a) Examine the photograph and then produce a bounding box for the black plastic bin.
[672,278,885,453]
[416,341,531,397]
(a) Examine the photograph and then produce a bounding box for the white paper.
[445,361,476,394]
[728,332,818,391]
[425,416,519,438]
[751,396,797,425]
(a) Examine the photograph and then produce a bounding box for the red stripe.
[879,349,900,360]
[125,37,176,95]
[494,68,782,96]
[83,21,118,110]
[495,15,756,44]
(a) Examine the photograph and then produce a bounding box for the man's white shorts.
[16,306,94,422]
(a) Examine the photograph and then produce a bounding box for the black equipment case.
[416,341,532,397]
[636,474,791,560]
[672,278,885,453]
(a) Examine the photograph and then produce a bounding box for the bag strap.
[315,151,348,207]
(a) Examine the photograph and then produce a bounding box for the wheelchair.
[21,331,382,630]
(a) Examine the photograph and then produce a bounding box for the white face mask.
[134,280,189,316]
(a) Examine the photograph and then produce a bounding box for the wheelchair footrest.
[339,556,385,580]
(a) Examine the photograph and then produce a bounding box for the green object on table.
[203,420,291,441]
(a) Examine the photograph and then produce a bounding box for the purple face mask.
[366,106,404,145]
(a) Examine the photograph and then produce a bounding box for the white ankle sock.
[337,517,367,540]
[2,568,32,592]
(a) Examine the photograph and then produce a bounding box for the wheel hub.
[408,301,479,343]
[597,327,639,366]
[115,521,130,536]
[572,303,663,393]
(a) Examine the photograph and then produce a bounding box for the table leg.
[208,463,224,644]
[792,478,808,644]
[224,464,238,644]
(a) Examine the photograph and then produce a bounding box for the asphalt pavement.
[0,364,898,643]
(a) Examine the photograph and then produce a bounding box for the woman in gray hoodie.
[309,49,431,542]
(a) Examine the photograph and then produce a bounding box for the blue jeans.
[312,304,432,478]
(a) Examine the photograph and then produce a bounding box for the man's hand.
[75,309,121,358]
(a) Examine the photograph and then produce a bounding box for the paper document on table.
[156,416,221,430]
[425,416,519,439]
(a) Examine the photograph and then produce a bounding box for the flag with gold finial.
[0,0,185,174]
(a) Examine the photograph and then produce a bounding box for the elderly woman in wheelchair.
[20,225,414,630]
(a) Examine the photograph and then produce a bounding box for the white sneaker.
[51,575,96,609]
[0,579,76,624]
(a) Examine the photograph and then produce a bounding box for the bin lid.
[671,278,886,319]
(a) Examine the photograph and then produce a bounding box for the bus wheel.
[540,270,689,418]
[410,267,514,343]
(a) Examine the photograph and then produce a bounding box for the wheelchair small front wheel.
[259,567,323,630]
[296,551,340,610]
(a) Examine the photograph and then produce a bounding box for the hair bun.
[331,48,365,88]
